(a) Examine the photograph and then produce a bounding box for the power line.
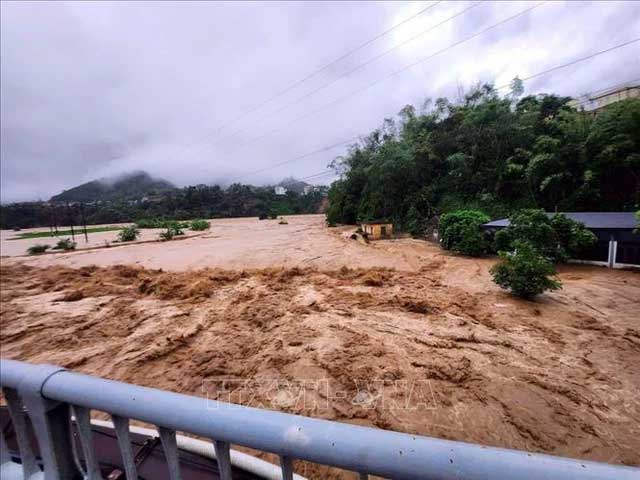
[256,75,640,187]
[249,21,639,147]
[214,1,482,147]
[169,1,443,163]
[245,1,549,147]
[226,11,640,184]
[219,2,547,183]
[277,170,336,189]
[495,39,640,91]
[570,77,640,108]
[228,136,357,183]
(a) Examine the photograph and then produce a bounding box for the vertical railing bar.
[111,415,138,480]
[158,426,182,480]
[2,387,39,478]
[279,455,294,480]
[212,440,233,480]
[0,426,25,479]
[71,405,103,479]
[0,426,12,465]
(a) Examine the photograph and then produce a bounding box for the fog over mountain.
[2,1,639,202]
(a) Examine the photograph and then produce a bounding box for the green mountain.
[50,171,174,203]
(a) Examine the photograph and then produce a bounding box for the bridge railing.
[1,359,638,480]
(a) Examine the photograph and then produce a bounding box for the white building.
[274,186,287,195]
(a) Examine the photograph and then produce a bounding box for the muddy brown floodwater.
[1,215,639,478]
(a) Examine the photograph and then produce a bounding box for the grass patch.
[10,226,123,240]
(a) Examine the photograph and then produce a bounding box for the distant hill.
[50,171,174,203]
[278,177,311,195]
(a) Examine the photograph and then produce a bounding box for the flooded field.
[2,214,639,477]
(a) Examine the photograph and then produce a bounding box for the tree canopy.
[326,84,640,229]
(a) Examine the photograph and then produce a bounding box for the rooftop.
[483,212,639,230]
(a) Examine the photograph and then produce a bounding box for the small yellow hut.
[361,222,393,240]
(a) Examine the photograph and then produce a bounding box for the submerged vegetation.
[117,226,140,242]
[52,238,76,251]
[26,244,50,255]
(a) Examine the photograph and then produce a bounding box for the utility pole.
[49,206,54,236]
[52,206,59,235]
[66,203,75,241]
[80,203,89,243]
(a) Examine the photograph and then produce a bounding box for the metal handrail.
[1,359,638,479]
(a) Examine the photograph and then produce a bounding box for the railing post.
[279,455,294,480]
[3,388,39,478]
[111,415,137,480]
[212,440,232,480]
[16,364,80,480]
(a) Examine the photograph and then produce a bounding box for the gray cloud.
[2,0,639,202]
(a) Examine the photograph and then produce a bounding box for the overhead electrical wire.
[227,136,357,183]
[213,1,482,147]
[167,0,443,163]
[229,37,639,183]
[220,1,548,184]
[570,77,640,108]
[243,1,549,147]
[494,39,640,91]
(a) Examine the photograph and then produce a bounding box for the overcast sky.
[1,1,639,202]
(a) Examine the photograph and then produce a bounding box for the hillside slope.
[50,171,174,202]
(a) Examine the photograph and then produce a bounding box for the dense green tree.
[439,210,490,256]
[326,84,639,228]
[494,209,596,262]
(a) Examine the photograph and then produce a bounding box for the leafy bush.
[136,218,190,229]
[52,238,76,251]
[494,210,596,262]
[490,240,562,299]
[27,244,50,255]
[439,210,490,256]
[549,214,597,258]
[258,213,268,220]
[117,226,140,242]
[159,222,185,241]
[135,218,164,229]
[190,219,210,231]
[159,229,174,241]
[167,221,184,236]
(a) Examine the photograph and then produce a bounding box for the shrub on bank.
[117,226,140,242]
[52,238,76,251]
[159,222,185,241]
[135,218,190,229]
[190,219,210,231]
[27,244,50,255]
[490,240,561,299]
[439,210,490,256]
